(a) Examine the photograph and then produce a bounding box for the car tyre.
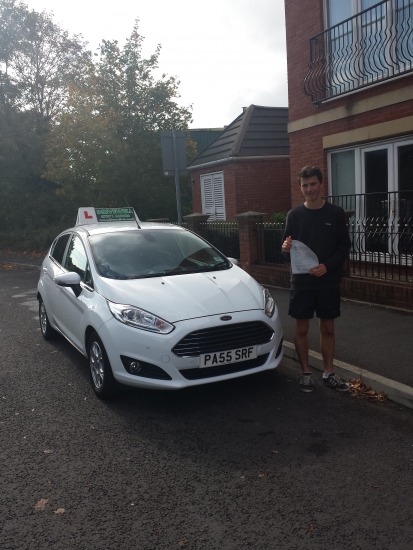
[87,332,118,399]
[39,298,57,340]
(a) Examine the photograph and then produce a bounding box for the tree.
[0,1,91,247]
[44,22,195,221]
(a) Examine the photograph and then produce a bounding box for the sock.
[303,372,312,376]
[323,372,334,379]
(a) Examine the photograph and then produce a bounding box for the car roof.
[72,221,186,236]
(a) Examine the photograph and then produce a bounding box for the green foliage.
[271,212,287,224]
[43,21,194,222]
[0,3,194,251]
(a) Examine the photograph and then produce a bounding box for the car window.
[88,229,230,280]
[64,235,88,281]
[51,234,71,265]
[84,263,94,289]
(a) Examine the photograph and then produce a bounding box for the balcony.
[303,0,413,103]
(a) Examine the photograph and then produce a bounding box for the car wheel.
[88,332,117,399]
[39,298,57,340]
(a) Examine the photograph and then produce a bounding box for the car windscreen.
[88,229,231,280]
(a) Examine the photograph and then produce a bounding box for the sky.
[24,0,288,129]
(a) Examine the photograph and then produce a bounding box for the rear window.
[51,234,70,265]
[88,229,230,280]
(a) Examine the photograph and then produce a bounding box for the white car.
[37,208,283,398]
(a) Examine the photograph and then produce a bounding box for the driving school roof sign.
[76,207,139,225]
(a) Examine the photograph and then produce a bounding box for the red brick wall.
[190,157,291,219]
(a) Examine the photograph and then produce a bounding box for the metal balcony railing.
[303,0,413,103]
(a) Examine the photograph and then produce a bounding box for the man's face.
[300,175,324,205]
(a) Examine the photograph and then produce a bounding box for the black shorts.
[288,288,341,319]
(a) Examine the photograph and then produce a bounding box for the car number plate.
[200,346,257,368]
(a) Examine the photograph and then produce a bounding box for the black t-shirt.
[282,202,351,290]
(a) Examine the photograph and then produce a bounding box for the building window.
[200,171,226,220]
[304,1,413,102]
[328,137,413,254]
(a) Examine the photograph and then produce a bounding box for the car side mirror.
[54,272,82,297]
[227,257,239,266]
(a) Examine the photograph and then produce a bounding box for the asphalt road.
[1,266,413,550]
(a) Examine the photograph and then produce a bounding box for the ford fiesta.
[37,207,283,399]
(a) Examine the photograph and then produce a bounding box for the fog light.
[130,361,142,373]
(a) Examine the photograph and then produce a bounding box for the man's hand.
[282,235,292,253]
[309,264,327,277]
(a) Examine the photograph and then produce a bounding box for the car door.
[42,233,71,326]
[52,234,95,351]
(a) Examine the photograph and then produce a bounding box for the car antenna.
[124,197,141,229]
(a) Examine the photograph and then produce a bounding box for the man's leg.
[319,317,349,391]
[319,318,335,374]
[294,319,311,372]
[294,319,314,392]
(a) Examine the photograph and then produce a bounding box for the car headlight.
[262,287,275,318]
[107,301,175,334]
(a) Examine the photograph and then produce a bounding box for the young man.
[282,166,351,393]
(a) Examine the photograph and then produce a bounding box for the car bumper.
[98,309,283,390]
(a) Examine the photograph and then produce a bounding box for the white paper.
[290,240,319,274]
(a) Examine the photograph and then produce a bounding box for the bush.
[0,224,67,253]
[271,212,287,224]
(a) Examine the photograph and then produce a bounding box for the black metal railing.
[303,0,413,103]
[256,192,413,284]
[256,223,288,265]
[199,222,240,259]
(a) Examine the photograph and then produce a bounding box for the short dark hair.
[298,166,323,184]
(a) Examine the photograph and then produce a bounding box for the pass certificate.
[290,240,319,274]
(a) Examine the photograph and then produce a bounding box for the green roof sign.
[95,208,135,222]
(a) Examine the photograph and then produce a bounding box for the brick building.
[188,105,290,220]
[285,0,413,210]
[283,0,413,308]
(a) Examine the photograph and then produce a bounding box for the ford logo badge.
[220,316,232,321]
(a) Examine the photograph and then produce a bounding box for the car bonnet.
[96,266,264,323]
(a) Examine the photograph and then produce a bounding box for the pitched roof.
[188,105,289,168]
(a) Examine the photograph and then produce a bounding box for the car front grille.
[172,321,274,357]
[180,353,270,380]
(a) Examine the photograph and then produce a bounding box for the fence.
[199,222,240,259]
[256,223,288,266]
[255,201,413,284]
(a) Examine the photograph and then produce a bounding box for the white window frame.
[327,135,413,264]
[323,0,411,96]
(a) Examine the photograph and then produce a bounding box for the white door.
[201,171,226,220]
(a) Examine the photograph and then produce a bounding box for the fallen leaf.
[44,450,53,454]
[270,450,278,454]
[34,498,49,511]
[306,523,314,533]
[240,475,245,479]
[54,508,65,514]
[258,473,265,478]
[178,542,185,547]
[349,379,387,402]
